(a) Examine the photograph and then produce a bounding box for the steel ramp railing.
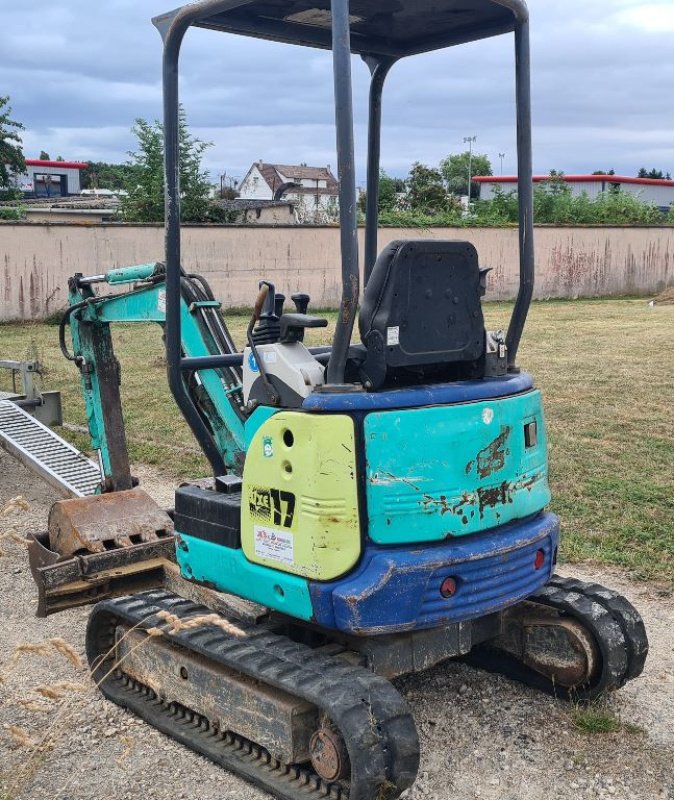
[0,399,102,497]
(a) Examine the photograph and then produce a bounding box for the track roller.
[86,590,420,800]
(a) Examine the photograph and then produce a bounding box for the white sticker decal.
[254,525,294,566]
[482,408,495,425]
[158,289,167,313]
[386,326,400,346]
[263,351,278,364]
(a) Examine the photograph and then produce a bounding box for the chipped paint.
[369,471,424,489]
[476,425,512,479]
[365,393,552,544]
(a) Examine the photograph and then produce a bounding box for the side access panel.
[241,412,361,581]
[365,390,550,544]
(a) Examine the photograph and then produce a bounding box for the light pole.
[499,152,505,175]
[464,135,477,200]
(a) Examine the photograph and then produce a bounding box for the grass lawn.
[1,298,673,583]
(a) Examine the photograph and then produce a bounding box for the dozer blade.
[28,488,176,617]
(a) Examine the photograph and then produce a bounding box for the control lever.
[247,282,279,405]
[274,293,286,319]
[252,282,271,322]
[291,293,310,314]
[279,313,328,344]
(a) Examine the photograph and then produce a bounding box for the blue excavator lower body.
[177,512,559,635]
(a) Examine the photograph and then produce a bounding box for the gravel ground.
[1,448,672,800]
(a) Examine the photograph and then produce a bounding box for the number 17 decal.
[270,489,296,528]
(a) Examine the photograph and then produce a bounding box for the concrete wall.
[1,222,673,321]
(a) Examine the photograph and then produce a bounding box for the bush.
[44,308,67,326]
[0,205,25,221]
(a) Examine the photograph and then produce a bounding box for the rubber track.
[86,590,419,800]
[546,575,648,681]
[465,574,648,701]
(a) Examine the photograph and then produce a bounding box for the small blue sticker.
[248,352,260,373]
[263,436,274,458]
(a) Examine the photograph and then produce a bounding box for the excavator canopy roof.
[184,0,524,57]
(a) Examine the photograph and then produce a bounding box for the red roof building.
[14,159,89,197]
[474,174,674,210]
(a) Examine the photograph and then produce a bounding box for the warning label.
[386,326,400,346]
[254,525,294,566]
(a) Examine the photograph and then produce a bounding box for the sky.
[1,0,673,185]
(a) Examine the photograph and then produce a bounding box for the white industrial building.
[475,174,674,211]
[12,158,88,197]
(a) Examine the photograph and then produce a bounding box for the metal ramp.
[0,399,102,497]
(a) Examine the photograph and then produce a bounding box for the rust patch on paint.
[475,426,511,479]
[477,481,515,516]
[421,491,474,518]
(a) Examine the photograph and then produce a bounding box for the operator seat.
[356,240,488,390]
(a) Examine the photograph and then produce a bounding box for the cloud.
[612,3,674,33]
[1,0,672,182]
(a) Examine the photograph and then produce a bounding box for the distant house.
[474,174,674,212]
[12,159,88,198]
[238,161,339,222]
[217,198,297,225]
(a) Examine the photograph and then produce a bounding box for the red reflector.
[440,577,458,598]
[534,549,545,570]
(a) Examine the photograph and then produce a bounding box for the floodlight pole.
[464,135,477,201]
[499,152,505,175]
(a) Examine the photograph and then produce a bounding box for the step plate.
[0,399,101,497]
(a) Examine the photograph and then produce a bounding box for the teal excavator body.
[62,258,558,635]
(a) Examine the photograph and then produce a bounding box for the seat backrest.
[358,240,486,386]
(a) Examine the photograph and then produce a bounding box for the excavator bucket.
[48,487,173,555]
[27,488,176,617]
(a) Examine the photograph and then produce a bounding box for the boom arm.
[62,264,246,490]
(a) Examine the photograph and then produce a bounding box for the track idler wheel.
[465,574,648,701]
[516,614,601,688]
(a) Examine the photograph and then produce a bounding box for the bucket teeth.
[48,487,174,557]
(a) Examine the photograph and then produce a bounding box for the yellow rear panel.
[241,412,361,581]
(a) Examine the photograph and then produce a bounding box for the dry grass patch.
[653,286,674,305]
[0,607,247,799]
[1,298,673,582]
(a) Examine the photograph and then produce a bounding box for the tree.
[638,168,670,180]
[121,107,215,223]
[39,150,50,161]
[122,119,165,222]
[177,107,213,223]
[441,151,492,199]
[406,162,448,214]
[377,170,398,212]
[81,161,139,191]
[358,169,405,214]
[0,96,25,191]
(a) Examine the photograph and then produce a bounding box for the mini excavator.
[28,2,648,799]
